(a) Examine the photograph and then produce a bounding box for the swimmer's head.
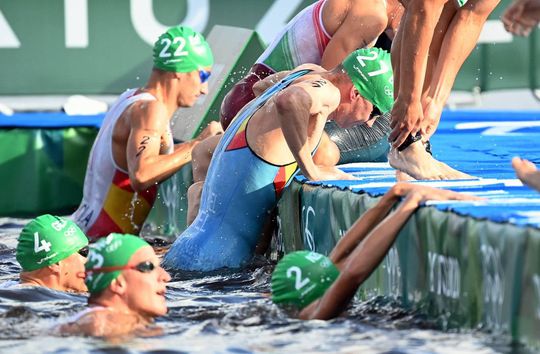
[16,215,88,292]
[17,215,88,272]
[342,48,394,114]
[85,233,149,294]
[153,26,214,107]
[85,234,170,317]
[271,251,340,309]
[153,26,214,74]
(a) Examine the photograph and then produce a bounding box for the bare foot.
[436,160,474,180]
[512,157,540,192]
[388,141,472,180]
[396,170,415,181]
[186,181,204,226]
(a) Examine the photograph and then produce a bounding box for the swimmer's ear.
[173,71,183,80]
[109,275,127,296]
[349,86,361,102]
[48,263,61,275]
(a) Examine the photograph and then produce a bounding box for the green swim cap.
[16,215,88,272]
[85,233,149,294]
[153,26,214,73]
[342,47,394,113]
[271,251,339,309]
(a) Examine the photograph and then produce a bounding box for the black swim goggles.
[78,246,89,257]
[85,261,157,275]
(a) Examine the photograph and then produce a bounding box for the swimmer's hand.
[391,183,483,202]
[197,121,223,141]
[502,0,540,37]
[512,157,540,192]
[389,99,423,149]
[312,166,357,181]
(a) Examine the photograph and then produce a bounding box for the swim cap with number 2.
[153,26,214,73]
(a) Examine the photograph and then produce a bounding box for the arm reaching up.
[298,184,480,320]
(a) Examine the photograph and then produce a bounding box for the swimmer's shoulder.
[293,63,325,73]
[60,307,148,337]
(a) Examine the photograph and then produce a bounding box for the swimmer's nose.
[200,82,209,95]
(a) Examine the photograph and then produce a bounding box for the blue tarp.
[0,112,104,128]
[298,109,540,228]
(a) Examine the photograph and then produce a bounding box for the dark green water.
[0,218,531,354]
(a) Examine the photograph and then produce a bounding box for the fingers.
[409,185,483,202]
[388,125,401,143]
[391,128,415,149]
[444,191,484,201]
[512,156,538,172]
[390,114,399,129]
[421,189,483,202]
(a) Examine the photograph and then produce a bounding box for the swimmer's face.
[333,88,373,128]
[177,66,211,107]
[122,246,171,318]
[60,251,87,292]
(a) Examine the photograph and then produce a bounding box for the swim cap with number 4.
[342,47,394,114]
[271,251,340,309]
[153,26,214,73]
[16,215,88,272]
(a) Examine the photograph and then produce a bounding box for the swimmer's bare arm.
[328,185,403,268]
[422,0,499,136]
[252,64,324,97]
[503,0,540,36]
[389,0,448,148]
[300,185,481,320]
[320,0,388,69]
[274,81,341,181]
[126,102,220,192]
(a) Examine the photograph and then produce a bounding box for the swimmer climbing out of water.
[71,25,223,239]
[187,0,405,224]
[186,46,396,225]
[60,234,170,337]
[14,215,88,293]
[388,0,499,181]
[271,184,480,319]
[218,0,403,131]
[164,48,394,272]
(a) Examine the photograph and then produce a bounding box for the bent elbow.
[130,172,154,193]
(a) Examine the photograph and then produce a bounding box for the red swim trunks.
[219,63,275,130]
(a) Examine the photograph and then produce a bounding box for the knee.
[313,140,341,167]
[459,0,500,22]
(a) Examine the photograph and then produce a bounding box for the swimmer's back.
[163,70,313,271]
